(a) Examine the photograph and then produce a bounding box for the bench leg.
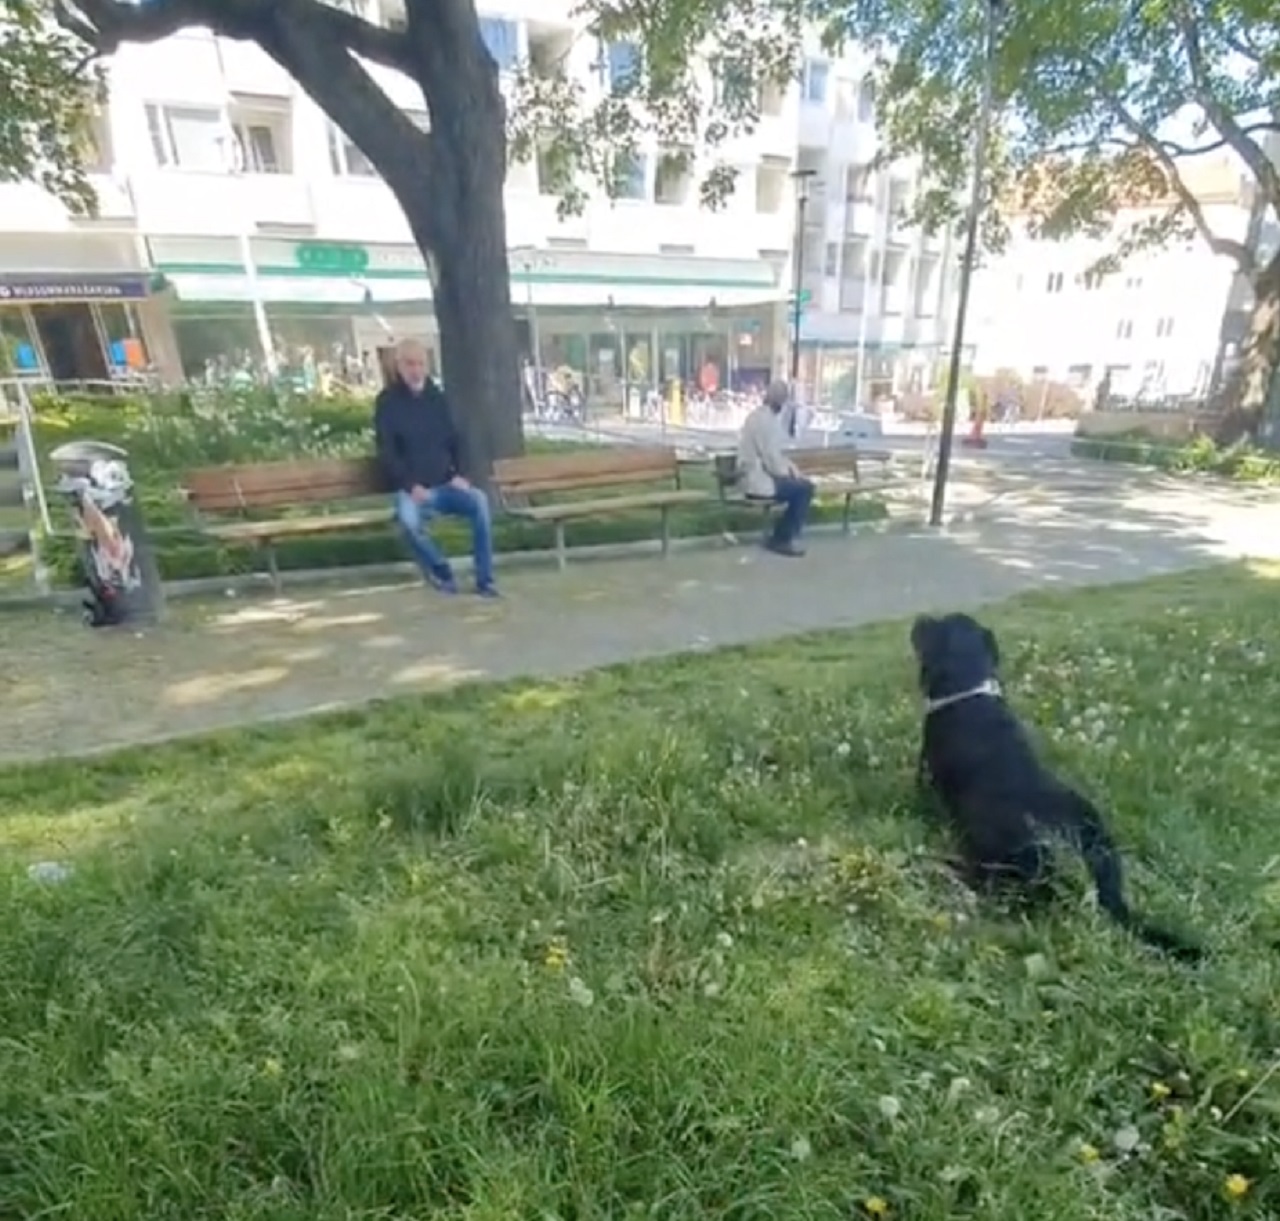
[842,493,854,535]
[554,521,567,572]
[659,505,671,557]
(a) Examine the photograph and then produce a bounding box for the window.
[824,241,839,277]
[654,150,691,206]
[1115,318,1134,339]
[1155,316,1175,338]
[887,179,911,223]
[83,111,114,173]
[612,152,647,201]
[606,41,640,93]
[234,122,281,173]
[755,159,787,213]
[1125,274,1144,290]
[845,162,873,203]
[1045,271,1064,293]
[856,76,875,122]
[803,58,829,104]
[478,16,519,71]
[880,250,905,312]
[328,124,377,177]
[1081,270,1104,290]
[144,103,226,172]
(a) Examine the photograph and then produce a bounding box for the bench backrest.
[184,457,385,513]
[493,446,681,498]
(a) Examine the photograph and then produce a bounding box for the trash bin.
[50,440,165,627]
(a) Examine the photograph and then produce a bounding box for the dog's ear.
[910,614,938,653]
[982,627,1001,668]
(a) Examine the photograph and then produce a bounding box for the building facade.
[787,44,961,410]
[0,0,803,405]
[969,155,1254,404]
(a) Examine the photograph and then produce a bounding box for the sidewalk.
[1,467,1276,765]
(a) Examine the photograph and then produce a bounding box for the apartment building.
[0,0,800,403]
[787,46,960,410]
[969,154,1255,402]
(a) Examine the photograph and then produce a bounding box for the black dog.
[910,611,1201,961]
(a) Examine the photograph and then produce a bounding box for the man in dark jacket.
[374,337,498,596]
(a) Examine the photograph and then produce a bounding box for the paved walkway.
[1,462,1276,765]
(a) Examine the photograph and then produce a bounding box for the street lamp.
[789,168,818,384]
[929,0,1001,527]
[789,168,819,439]
[510,245,549,411]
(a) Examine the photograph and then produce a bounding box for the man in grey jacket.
[736,380,815,557]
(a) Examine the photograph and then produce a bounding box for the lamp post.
[511,245,548,413]
[789,168,818,384]
[929,0,1001,527]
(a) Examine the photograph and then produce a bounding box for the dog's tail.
[1065,793,1204,963]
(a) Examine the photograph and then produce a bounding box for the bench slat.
[494,446,678,496]
[185,458,384,510]
[507,489,710,521]
[204,508,391,542]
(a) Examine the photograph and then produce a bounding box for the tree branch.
[1097,92,1255,273]
[56,0,417,74]
[1161,120,1280,159]
[255,0,439,245]
[1176,6,1280,208]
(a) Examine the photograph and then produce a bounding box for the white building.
[0,0,801,404]
[788,45,961,410]
[969,154,1253,403]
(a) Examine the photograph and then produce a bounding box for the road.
[527,414,1078,466]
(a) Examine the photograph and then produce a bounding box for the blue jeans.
[771,476,814,545]
[394,484,494,588]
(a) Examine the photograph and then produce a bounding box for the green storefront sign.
[295,242,370,274]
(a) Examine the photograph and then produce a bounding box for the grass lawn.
[4,565,1280,1220]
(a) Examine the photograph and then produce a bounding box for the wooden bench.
[493,446,711,570]
[182,457,390,590]
[714,445,906,533]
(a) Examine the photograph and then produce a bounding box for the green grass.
[6,565,1280,1219]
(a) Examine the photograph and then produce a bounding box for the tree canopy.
[0,0,103,214]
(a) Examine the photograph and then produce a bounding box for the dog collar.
[923,679,1002,715]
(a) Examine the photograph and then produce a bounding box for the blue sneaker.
[475,581,501,599]
[427,569,458,594]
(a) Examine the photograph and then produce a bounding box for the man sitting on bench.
[736,379,814,558]
[374,337,499,597]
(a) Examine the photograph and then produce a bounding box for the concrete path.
[1,463,1276,765]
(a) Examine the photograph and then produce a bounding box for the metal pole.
[929,0,1000,527]
[789,170,816,383]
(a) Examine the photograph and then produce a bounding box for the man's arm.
[373,394,411,491]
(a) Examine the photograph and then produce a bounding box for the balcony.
[216,38,294,95]
[130,170,316,236]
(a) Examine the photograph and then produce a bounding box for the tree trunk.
[1216,245,1280,448]
[247,0,526,486]
[402,89,523,486]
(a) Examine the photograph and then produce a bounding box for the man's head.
[394,338,430,392]
[910,612,1001,700]
[764,379,791,414]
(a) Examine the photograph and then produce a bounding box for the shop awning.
[160,272,783,311]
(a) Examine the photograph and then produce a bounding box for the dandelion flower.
[1224,1173,1250,1200]
[1150,1080,1171,1101]
[863,1196,889,1217]
[262,1057,283,1078]
[1078,1142,1101,1164]
[544,937,569,971]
